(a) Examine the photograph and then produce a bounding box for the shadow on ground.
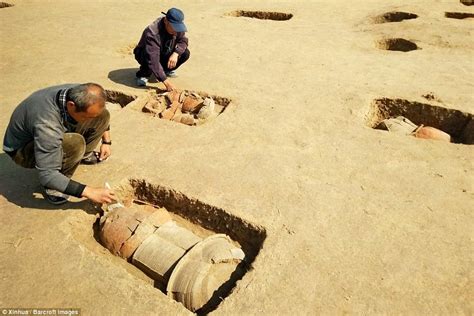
[108,68,166,93]
[0,153,98,213]
[108,68,141,88]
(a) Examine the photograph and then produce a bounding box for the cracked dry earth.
[0,0,473,315]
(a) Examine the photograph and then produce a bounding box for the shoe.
[165,70,177,78]
[42,188,69,205]
[136,77,148,86]
[81,152,104,165]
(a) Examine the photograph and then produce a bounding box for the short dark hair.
[66,83,106,112]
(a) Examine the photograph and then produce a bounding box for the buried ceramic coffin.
[379,116,452,142]
[119,207,172,259]
[99,206,152,257]
[99,200,247,312]
[167,234,245,312]
[132,221,202,282]
[99,204,172,259]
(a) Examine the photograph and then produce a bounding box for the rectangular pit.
[104,89,232,126]
[98,178,266,314]
[138,90,232,126]
[366,98,473,144]
[127,178,266,265]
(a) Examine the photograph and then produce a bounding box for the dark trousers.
[9,109,110,179]
[135,48,190,78]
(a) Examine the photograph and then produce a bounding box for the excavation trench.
[377,38,419,52]
[0,2,13,8]
[93,179,266,314]
[105,89,232,126]
[373,11,418,23]
[445,12,474,19]
[226,10,293,21]
[366,98,473,144]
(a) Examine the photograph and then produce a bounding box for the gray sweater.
[3,84,85,196]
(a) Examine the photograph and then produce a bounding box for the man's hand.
[167,52,179,69]
[82,186,116,204]
[99,143,111,161]
[163,79,176,91]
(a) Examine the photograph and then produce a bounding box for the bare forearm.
[102,130,111,143]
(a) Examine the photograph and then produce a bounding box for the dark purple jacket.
[134,17,188,82]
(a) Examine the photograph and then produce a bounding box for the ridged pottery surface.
[119,207,172,259]
[132,221,202,281]
[99,206,154,256]
[155,221,202,251]
[167,234,245,312]
[132,233,186,281]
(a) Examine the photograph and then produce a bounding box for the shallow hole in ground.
[226,10,293,21]
[445,12,474,19]
[460,0,474,6]
[137,90,232,126]
[366,98,473,144]
[93,179,266,314]
[376,38,419,52]
[0,2,13,8]
[105,89,137,108]
[373,11,418,23]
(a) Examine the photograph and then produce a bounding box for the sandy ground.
[0,0,473,315]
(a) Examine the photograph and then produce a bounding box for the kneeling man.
[3,83,116,205]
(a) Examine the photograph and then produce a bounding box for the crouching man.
[134,7,190,91]
[3,83,116,205]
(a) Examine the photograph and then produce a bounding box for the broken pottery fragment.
[180,113,195,126]
[149,99,167,113]
[166,90,180,104]
[143,99,166,116]
[414,126,451,142]
[132,233,187,282]
[179,91,186,103]
[141,90,229,126]
[172,108,183,122]
[378,116,417,135]
[99,206,154,257]
[167,234,245,312]
[378,116,452,142]
[197,98,216,120]
[154,221,202,250]
[182,96,203,113]
[119,207,172,259]
[132,221,201,282]
[161,101,181,120]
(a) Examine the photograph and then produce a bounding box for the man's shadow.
[0,153,99,213]
[108,68,163,92]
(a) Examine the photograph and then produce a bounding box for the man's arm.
[82,186,115,203]
[34,123,83,195]
[166,33,188,85]
[98,130,112,161]
[34,123,115,203]
[144,30,167,82]
[174,33,188,55]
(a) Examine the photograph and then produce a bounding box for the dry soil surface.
[0,0,473,315]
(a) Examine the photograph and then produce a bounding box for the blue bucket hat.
[162,8,187,32]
